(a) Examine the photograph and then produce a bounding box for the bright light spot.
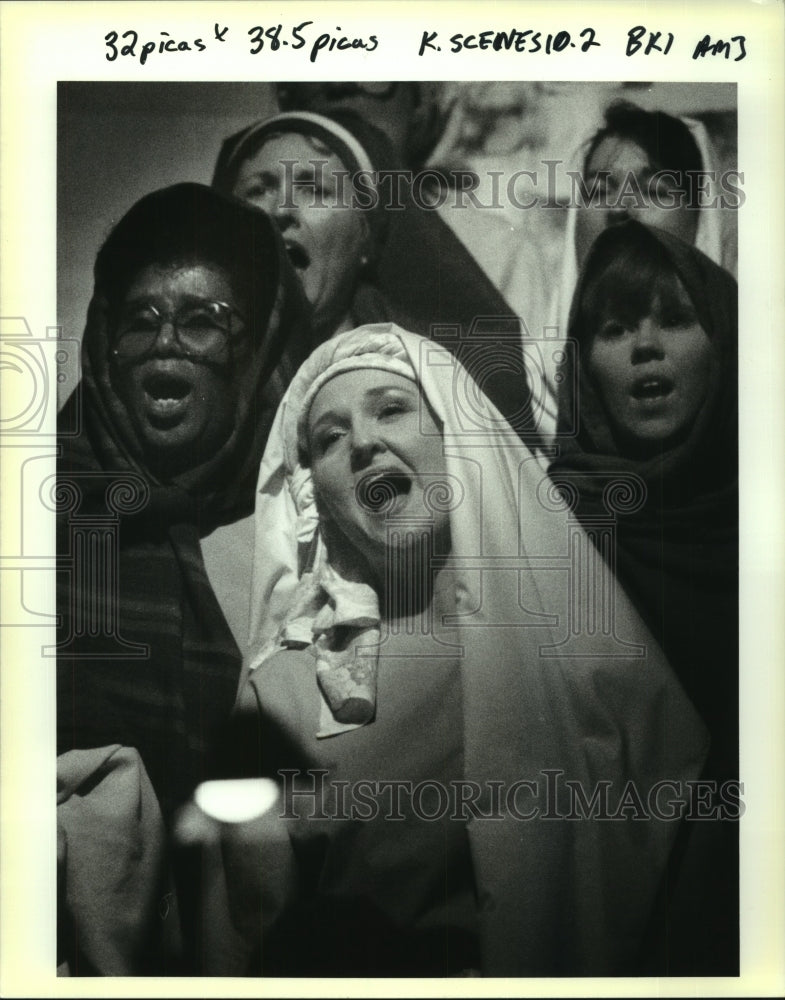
[194,778,279,824]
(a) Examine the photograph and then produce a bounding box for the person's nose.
[150,319,180,356]
[270,194,297,233]
[349,417,385,472]
[631,318,666,363]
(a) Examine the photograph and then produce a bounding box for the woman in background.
[538,100,736,448]
[550,219,739,973]
[214,109,538,440]
[214,110,393,342]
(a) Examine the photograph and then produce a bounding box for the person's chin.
[137,418,201,468]
[617,419,684,458]
[362,511,422,552]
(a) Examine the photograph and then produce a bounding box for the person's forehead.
[308,369,416,424]
[594,269,691,318]
[312,369,416,406]
[124,262,234,299]
[244,132,345,170]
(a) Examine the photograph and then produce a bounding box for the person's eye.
[241,177,274,200]
[181,307,224,333]
[659,308,696,329]
[311,178,338,203]
[293,169,318,188]
[316,428,345,453]
[598,321,626,340]
[120,312,158,335]
[377,399,409,420]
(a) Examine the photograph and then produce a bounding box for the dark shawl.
[56,183,313,821]
[550,220,738,973]
[213,110,536,440]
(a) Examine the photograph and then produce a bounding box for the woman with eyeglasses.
[55,183,312,974]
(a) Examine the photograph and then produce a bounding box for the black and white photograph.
[1,2,783,995]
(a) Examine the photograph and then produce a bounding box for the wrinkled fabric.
[248,331,419,733]
[57,746,175,975]
[242,323,709,975]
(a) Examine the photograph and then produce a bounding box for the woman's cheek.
[329,210,366,264]
[312,461,344,513]
[587,341,630,409]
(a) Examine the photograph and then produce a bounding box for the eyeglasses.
[111,299,246,361]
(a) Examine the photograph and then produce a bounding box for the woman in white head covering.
[534,101,736,451]
[214,110,539,441]
[217,323,708,976]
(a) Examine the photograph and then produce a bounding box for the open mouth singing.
[285,240,310,272]
[630,375,674,402]
[357,470,413,513]
[143,371,193,423]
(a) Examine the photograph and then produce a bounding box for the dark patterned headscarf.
[56,183,313,818]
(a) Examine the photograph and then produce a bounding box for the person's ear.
[356,215,372,272]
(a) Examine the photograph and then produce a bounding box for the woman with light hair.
[196,323,709,976]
